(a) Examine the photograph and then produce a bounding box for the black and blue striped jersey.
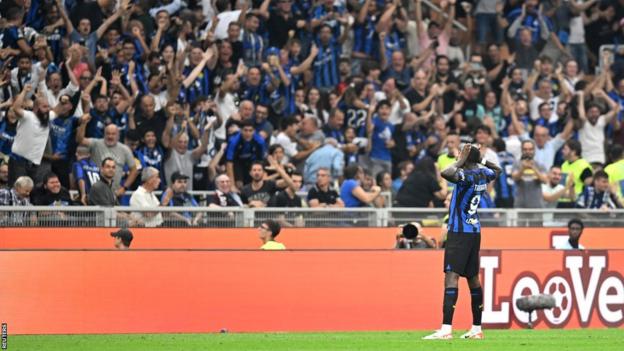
[448,167,497,234]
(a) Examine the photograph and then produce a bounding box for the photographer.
[395,222,436,249]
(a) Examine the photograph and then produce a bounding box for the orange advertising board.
[0,249,622,335]
[0,227,623,250]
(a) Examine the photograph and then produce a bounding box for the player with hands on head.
[424,143,501,340]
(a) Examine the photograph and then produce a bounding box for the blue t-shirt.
[370,116,394,161]
[340,179,364,207]
[448,167,497,234]
[72,159,100,193]
[50,116,79,159]
[495,151,515,201]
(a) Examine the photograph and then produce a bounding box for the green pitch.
[9,329,623,351]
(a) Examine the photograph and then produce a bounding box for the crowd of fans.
[1,0,624,224]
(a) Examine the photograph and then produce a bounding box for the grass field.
[8,329,623,351]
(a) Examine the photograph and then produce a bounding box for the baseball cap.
[110,228,133,243]
[264,47,280,59]
[170,171,190,183]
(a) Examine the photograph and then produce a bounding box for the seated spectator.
[0,160,9,190]
[160,172,202,227]
[339,164,381,207]
[396,158,447,208]
[0,176,33,225]
[375,171,393,207]
[303,138,344,189]
[129,167,164,227]
[395,222,436,249]
[208,174,243,207]
[576,171,621,210]
[268,172,305,208]
[554,218,585,250]
[307,168,344,208]
[71,146,100,206]
[258,219,286,250]
[31,172,73,206]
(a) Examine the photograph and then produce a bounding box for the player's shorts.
[443,231,481,278]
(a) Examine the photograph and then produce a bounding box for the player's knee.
[467,275,481,289]
[444,272,460,288]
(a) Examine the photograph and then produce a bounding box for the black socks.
[442,287,459,325]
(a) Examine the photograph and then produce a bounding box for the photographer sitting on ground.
[395,222,436,249]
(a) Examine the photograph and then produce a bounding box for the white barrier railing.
[1,206,623,228]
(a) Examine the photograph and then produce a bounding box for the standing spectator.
[8,85,51,186]
[533,121,575,171]
[313,24,342,91]
[130,167,164,228]
[307,167,344,208]
[225,119,267,190]
[259,0,305,49]
[474,0,504,53]
[560,139,593,207]
[47,94,80,189]
[88,157,119,206]
[339,164,381,207]
[163,117,212,191]
[554,218,585,250]
[367,100,395,177]
[160,172,202,227]
[492,138,515,208]
[577,90,620,167]
[71,146,100,206]
[76,116,138,197]
[511,140,548,208]
[303,138,344,188]
[135,129,166,189]
[396,158,447,208]
[576,171,621,210]
[507,3,551,71]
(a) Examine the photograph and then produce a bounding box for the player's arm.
[441,144,470,183]
[483,159,502,178]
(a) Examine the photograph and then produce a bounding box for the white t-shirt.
[541,183,565,208]
[555,240,585,250]
[568,9,585,44]
[12,110,53,165]
[130,186,164,227]
[579,116,607,164]
[215,92,237,140]
[273,132,298,164]
[530,95,559,121]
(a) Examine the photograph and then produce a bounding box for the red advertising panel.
[0,227,622,250]
[0,250,621,335]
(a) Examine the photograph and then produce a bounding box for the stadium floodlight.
[515,294,556,329]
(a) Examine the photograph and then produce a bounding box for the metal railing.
[1,207,623,228]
